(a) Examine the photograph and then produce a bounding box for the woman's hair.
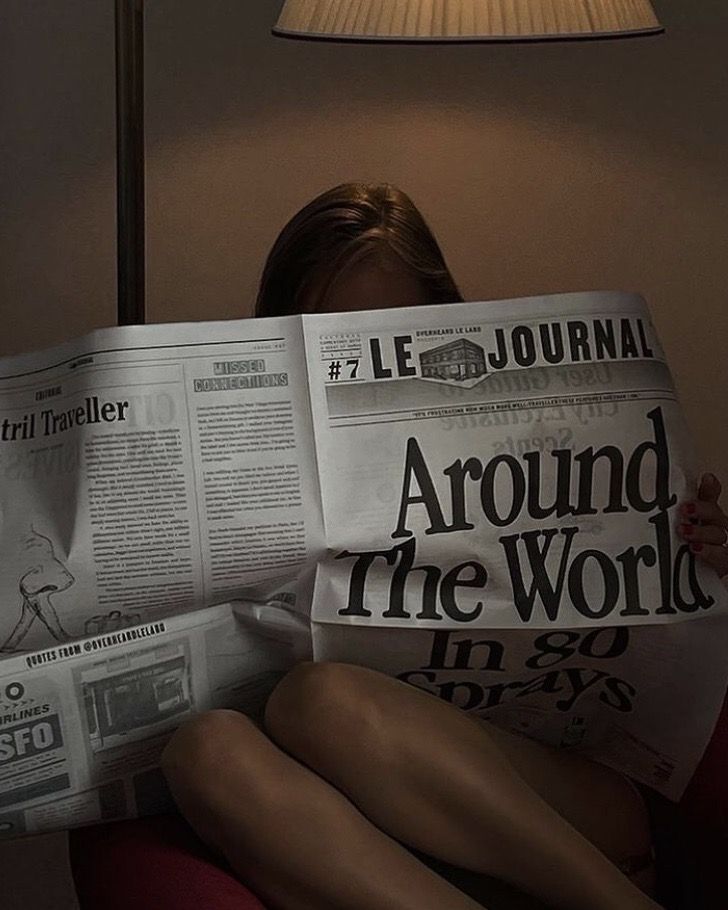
[255,183,463,318]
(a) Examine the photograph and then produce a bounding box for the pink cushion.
[69,814,265,910]
[680,689,728,836]
[674,688,728,903]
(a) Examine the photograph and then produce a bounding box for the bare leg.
[0,598,36,652]
[162,710,490,910]
[476,723,656,895]
[264,662,661,910]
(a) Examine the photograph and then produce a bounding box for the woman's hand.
[678,473,728,579]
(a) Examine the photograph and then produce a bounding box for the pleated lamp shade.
[273,0,663,41]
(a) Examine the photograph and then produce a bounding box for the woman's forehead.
[309,250,429,314]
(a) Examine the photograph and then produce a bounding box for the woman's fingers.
[683,542,728,578]
[678,473,728,579]
[679,499,724,525]
[679,532,728,578]
[677,522,728,547]
[698,472,722,503]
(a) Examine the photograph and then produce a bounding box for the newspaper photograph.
[1,290,727,835]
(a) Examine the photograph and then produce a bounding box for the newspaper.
[0,602,305,839]
[1,291,727,838]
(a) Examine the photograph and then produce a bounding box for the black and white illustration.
[83,610,143,637]
[0,527,74,653]
[419,338,487,385]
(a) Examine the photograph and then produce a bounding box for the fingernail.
[681,503,696,516]
[680,524,693,537]
[690,542,703,553]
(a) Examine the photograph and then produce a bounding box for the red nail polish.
[690,542,703,553]
[681,524,693,537]
[682,503,696,515]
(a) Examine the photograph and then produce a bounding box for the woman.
[162,184,728,910]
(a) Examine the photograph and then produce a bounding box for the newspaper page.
[2,290,727,836]
[303,291,728,800]
[0,316,324,657]
[0,601,304,840]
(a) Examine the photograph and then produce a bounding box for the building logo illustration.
[419,338,487,384]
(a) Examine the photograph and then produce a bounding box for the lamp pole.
[115,0,145,325]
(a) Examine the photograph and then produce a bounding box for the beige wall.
[2,0,725,474]
[144,0,728,476]
[0,2,726,907]
[0,1,116,353]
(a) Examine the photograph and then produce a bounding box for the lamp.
[114,1,664,326]
[273,0,663,42]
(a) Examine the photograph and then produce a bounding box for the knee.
[265,661,370,734]
[264,661,392,762]
[161,709,261,799]
[161,709,295,853]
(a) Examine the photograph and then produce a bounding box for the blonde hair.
[255,183,463,317]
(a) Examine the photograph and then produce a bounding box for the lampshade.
[273,0,663,41]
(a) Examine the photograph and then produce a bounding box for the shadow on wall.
[139,0,728,315]
[0,0,116,349]
[3,0,726,207]
[143,0,726,173]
